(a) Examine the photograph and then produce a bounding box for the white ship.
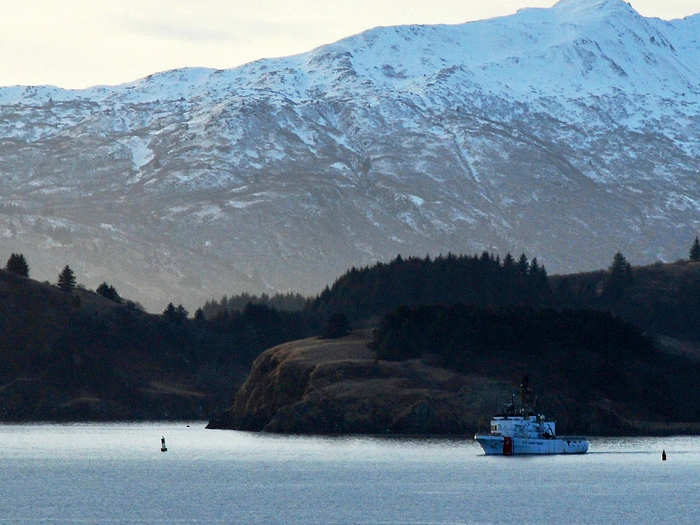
[474,377,588,456]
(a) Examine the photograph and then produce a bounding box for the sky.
[1,0,697,89]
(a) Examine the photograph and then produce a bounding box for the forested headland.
[1,242,699,427]
[211,245,700,435]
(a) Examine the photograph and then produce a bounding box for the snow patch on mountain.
[122,136,154,168]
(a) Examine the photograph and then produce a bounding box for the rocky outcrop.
[210,331,494,433]
[208,331,643,435]
[208,332,698,435]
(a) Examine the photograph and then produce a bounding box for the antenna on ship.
[520,375,534,415]
[504,393,516,418]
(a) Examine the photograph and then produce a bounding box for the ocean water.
[0,423,698,524]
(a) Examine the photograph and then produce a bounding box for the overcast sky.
[1,0,697,89]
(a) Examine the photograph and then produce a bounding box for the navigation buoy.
[161,436,168,452]
[662,449,666,461]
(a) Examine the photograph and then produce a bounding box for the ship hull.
[475,435,588,455]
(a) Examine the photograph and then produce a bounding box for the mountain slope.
[1,0,698,311]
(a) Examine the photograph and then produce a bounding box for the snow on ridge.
[1,0,697,109]
[551,0,634,15]
[0,0,696,154]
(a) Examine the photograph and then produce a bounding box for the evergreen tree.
[604,252,633,300]
[176,304,188,321]
[612,252,632,281]
[690,236,700,262]
[96,282,122,303]
[57,265,76,292]
[194,308,205,321]
[163,302,188,323]
[532,260,549,293]
[500,253,516,302]
[5,253,29,277]
[163,302,177,322]
[517,253,529,275]
[502,253,515,273]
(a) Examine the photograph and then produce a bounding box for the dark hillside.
[370,304,700,428]
[0,270,314,420]
[551,260,700,341]
[0,269,208,419]
[307,254,700,343]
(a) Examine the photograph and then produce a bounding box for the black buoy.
[662,449,666,461]
[161,436,167,452]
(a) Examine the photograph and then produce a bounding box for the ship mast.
[519,375,535,416]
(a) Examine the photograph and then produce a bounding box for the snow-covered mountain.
[1,0,698,311]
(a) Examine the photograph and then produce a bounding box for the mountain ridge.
[3,0,697,94]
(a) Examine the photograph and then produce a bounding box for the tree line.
[200,292,307,319]
[307,251,551,322]
[7,231,698,323]
[369,303,700,422]
[3,253,130,305]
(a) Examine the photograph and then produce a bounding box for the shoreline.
[2,419,699,438]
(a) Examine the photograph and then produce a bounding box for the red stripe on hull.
[503,436,513,455]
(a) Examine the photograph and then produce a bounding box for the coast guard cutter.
[474,377,588,455]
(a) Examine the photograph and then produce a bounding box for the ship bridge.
[489,415,556,439]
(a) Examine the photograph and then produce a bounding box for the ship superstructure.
[474,377,588,455]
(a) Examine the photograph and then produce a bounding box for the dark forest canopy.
[371,304,654,364]
[199,249,700,342]
[201,292,307,319]
[370,304,700,422]
[550,259,700,341]
[302,252,700,342]
[307,252,550,321]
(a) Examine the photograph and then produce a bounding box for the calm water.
[0,423,698,524]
